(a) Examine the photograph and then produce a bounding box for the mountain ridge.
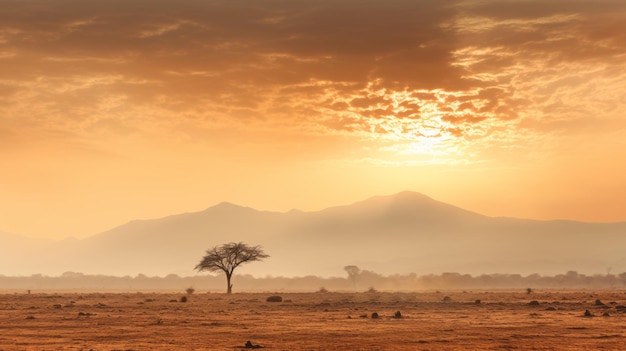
[2,191,626,277]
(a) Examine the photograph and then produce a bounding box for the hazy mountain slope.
[0,231,56,275]
[2,192,626,277]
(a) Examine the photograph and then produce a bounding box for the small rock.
[393,311,403,318]
[528,300,540,306]
[371,312,379,319]
[266,295,283,303]
[245,340,262,348]
[584,309,593,317]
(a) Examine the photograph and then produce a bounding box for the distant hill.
[2,191,626,277]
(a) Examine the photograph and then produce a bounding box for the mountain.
[2,191,626,277]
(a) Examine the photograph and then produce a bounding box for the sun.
[331,83,484,164]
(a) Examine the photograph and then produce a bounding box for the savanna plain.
[2,290,626,350]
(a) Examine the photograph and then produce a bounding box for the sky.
[1,0,626,240]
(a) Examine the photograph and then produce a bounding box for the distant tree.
[344,265,361,291]
[195,242,269,294]
[619,272,626,288]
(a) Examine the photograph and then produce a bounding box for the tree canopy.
[195,242,269,294]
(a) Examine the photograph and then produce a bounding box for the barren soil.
[1,290,625,350]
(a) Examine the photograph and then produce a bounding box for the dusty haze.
[1,0,626,241]
[1,192,625,278]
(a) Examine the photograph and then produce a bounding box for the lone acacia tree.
[195,242,269,294]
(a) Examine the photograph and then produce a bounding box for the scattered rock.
[393,311,403,318]
[53,304,62,309]
[245,340,262,348]
[359,314,368,318]
[602,312,610,317]
[266,295,283,303]
[545,306,557,311]
[180,296,188,303]
[78,312,92,317]
[442,296,452,302]
[474,299,481,305]
[584,310,593,317]
[169,299,177,303]
[528,300,540,306]
[25,315,35,320]
[595,299,605,306]
[371,312,379,319]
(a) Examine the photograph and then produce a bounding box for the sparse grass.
[2,290,626,350]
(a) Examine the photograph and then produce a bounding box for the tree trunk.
[226,273,233,294]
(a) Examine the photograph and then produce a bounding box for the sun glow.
[317,81,504,164]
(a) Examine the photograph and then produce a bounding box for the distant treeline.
[1,270,625,292]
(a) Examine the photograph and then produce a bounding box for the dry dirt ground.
[1,290,625,350]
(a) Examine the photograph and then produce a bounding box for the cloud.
[1,0,625,164]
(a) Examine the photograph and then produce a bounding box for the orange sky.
[1,0,626,239]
